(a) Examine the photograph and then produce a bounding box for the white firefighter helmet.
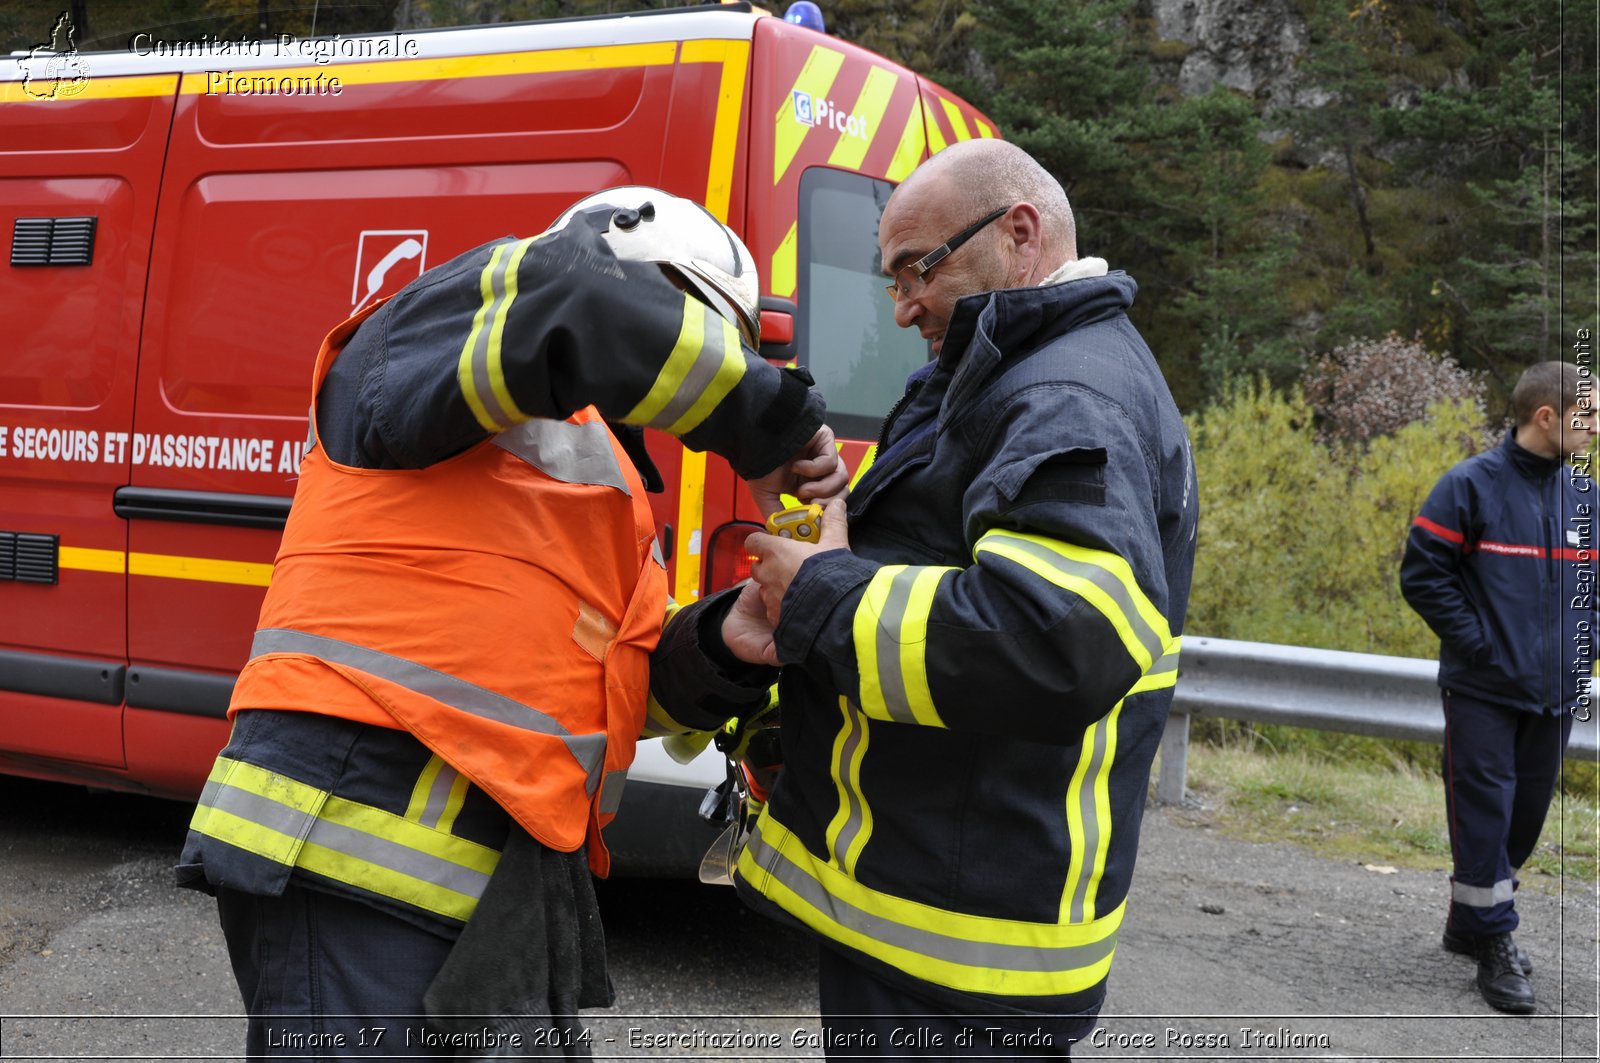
[549,186,760,347]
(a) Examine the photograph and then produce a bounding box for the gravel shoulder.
[0,779,1594,1061]
[1086,802,1598,1060]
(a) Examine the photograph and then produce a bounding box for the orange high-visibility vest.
[229,304,666,876]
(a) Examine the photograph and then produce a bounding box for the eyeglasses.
[883,206,1010,303]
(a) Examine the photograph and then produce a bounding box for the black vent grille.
[0,532,59,584]
[11,217,97,267]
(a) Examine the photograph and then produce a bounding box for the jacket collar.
[935,272,1138,416]
[1502,429,1563,479]
[938,271,1137,375]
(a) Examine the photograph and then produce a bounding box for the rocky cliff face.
[1142,0,1311,113]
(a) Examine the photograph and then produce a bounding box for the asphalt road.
[0,775,1594,1062]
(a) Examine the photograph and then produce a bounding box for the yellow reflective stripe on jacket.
[1132,638,1182,694]
[640,695,680,739]
[190,757,499,923]
[739,815,1122,997]
[640,599,691,739]
[406,755,470,836]
[1060,699,1124,924]
[824,696,873,874]
[1058,640,1179,923]
[852,564,958,727]
[623,296,746,436]
[459,237,540,432]
[974,530,1171,673]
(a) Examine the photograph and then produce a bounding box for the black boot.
[1443,925,1531,975]
[1474,932,1536,1014]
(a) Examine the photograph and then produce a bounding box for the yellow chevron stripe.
[926,101,949,156]
[771,221,799,298]
[773,45,846,186]
[848,444,878,489]
[886,100,927,182]
[940,96,972,141]
[827,66,899,172]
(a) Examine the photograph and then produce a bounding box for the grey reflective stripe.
[598,769,627,816]
[1068,717,1112,922]
[1146,645,1179,680]
[831,702,870,861]
[985,534,1167,667]
[639,303,730,431]
[198,774,316,846]
[493,418,630,493]
[873,568,923,726]
[304,405,318,453]
[418,760,460,829]
[305,815,490,900]
[651,538,665,568]
[466,240,531,431]
[744,821,1118,975]
[249,627,607,792]
[1452,878,1516,907]
[199,776,491,902]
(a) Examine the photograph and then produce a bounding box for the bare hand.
[720,580,779,667]
[745,498,850,627]
[746,426,849,518]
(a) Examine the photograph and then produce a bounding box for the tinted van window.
[796,167,930,442]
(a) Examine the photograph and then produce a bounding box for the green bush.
[1181,379,1555,779]
[1185,379,1487,657]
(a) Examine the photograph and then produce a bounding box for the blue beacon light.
[784,1,826,32]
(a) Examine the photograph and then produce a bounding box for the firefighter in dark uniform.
[1401,359,1597,1013]
[742,139,1198,1056]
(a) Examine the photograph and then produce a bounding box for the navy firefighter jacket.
[1401,431,1597,716]
[734,270,1198,1030]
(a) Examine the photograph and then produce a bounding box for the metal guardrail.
[1156,636,1600,804]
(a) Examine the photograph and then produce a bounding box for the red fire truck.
[0,2,995,871]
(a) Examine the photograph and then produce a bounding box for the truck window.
[795,167,930,442]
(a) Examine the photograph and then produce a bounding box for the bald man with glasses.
[740,139,1199,1057]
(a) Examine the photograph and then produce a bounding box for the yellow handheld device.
[765,503,824,543]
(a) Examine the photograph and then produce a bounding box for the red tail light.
[704,521,763,594]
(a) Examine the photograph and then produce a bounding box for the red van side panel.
[0,78,176,775]
[125,50,719,796]
[1,36,751,797]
